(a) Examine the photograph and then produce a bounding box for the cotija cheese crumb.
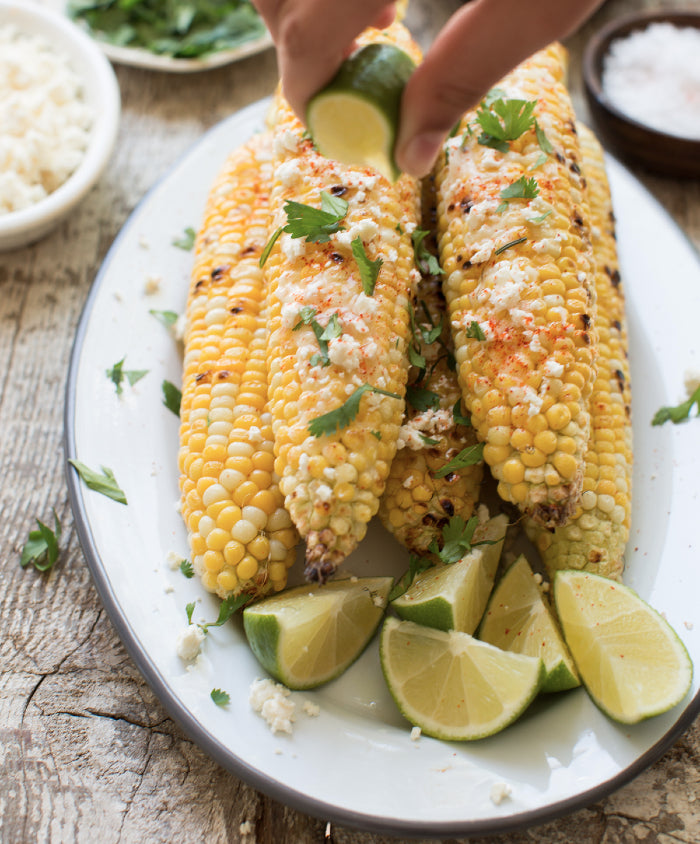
[0,24,93,215]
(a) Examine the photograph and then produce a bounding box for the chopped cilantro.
[180,558,195,579]
[433,443,484,479]
[496,175,540,212]
[466,321,486,341]
[528,210,552,224]
[476,98,536,152]
[419,433,440,446]
[352,237,383,295]
[406,384,440,413]
[388,554,433,601]
[106,357,148,395]
[535,121,553,154]
[162,380,182,416]
[371,430,382,440]
[452,398,472,427]
[211,688,230,706]
[308,384,400,437]
[293,307,342,368]
[411,229,444,276]
[172,226,196,250]
[428,515,478,565]
[186,601,196,624]
[20,509,61,572]
[149,309,179,328]
[260,191,348,266]
[652,385,700,426]
[494,236,528,256]
[68,460,127,505]
[202,594,249,629]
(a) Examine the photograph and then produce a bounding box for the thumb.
[395,0,604,177]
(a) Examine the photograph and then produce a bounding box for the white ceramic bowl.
[0,1,120,251]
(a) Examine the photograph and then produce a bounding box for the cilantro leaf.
[162,380,182,416]
[20,510,62,572]
[419,434,440,446]
[388,554,433,601]
[293,308,342,368]
[428,515,479,565]
[434,443,485,479]
[106,357,148,395]
[308,384,401,437]
[476,98,536,151]
[408,344,427,370]
[283,191,348,243]
[180,558,194,579]
[466,321,486,341]
[406,384,440,412]
[528,210,552,224]
[172,227,196,250]
[210,688,230,706]
[68,460,127,505]
[500,176,540,202]
[352,237,383,295]
[494,236,528,256]
[652,385,700,426]
[411,229,444,275]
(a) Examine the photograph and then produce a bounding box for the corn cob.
[527,123,632,580]
[264,23,422,582]
[378,179,483,555]
[434,43,597,529]
[178,132,299,601]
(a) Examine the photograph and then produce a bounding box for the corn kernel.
[248,535,270,560]
[502,458,525,484]
[231,519,257,544]
[223,540,246,566]
[203,550,225,573]
[216,569,238,593]
[553,451,578,480]
[237,555,259,581]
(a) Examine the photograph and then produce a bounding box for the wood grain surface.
[2,1,699,842]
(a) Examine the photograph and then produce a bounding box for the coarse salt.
[601,23,700,140]
[0,24,93,214]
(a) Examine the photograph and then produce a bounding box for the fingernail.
[398,131,444,178]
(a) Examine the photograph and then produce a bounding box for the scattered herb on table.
[106,357,149,395]
[20,510,62,572]
[652,384,700,426]
[211,688,230,706]
[162,380,182,416]
[172,226,196,250]
[180,558,195,579]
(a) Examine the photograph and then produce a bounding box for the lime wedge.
[554,570,693,723]
[479,555,580,693]
[243,576,392,690]
[380,617,545,740]
[307,43,416,181]
[391,514,508,633]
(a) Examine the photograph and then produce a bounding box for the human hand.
[252,0,604,177]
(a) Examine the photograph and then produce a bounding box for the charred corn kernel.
[178,133,298,602]
[378,268,483,557]
[435,43,595,529]
[528,125,632,581]
[265,21,422,582]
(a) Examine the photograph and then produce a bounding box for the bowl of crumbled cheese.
[0,1,120,251]
[583,11,700,178]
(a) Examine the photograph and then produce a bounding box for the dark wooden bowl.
[583,11,700,178]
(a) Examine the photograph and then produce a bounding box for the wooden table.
[2,1,699,841]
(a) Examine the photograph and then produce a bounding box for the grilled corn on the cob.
[527,124,632,580]
[178,133,299,601]
[264,22,422,582]
[378,269,483,556]
[435,44,597,529]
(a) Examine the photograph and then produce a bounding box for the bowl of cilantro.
[583,10,700,178]
[63,0,272,72]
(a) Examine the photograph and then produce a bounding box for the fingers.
[253,0,396,121]
[395,0,604,176]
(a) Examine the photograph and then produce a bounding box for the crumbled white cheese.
[275,158,302,187]
[490,782,512,805]
[476,504,490,524]
[175,625,206,661]
[166,550,186,570]
[302,700,321,717]
[328,334,362,371]
[410,726,422,741]
[274,129,299,156]
[684,369,700,396]
[249,678,296,734]
[0,24,93,215]
[315,483,332,502]
[281,233,306,261]
[144,274,161,295]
